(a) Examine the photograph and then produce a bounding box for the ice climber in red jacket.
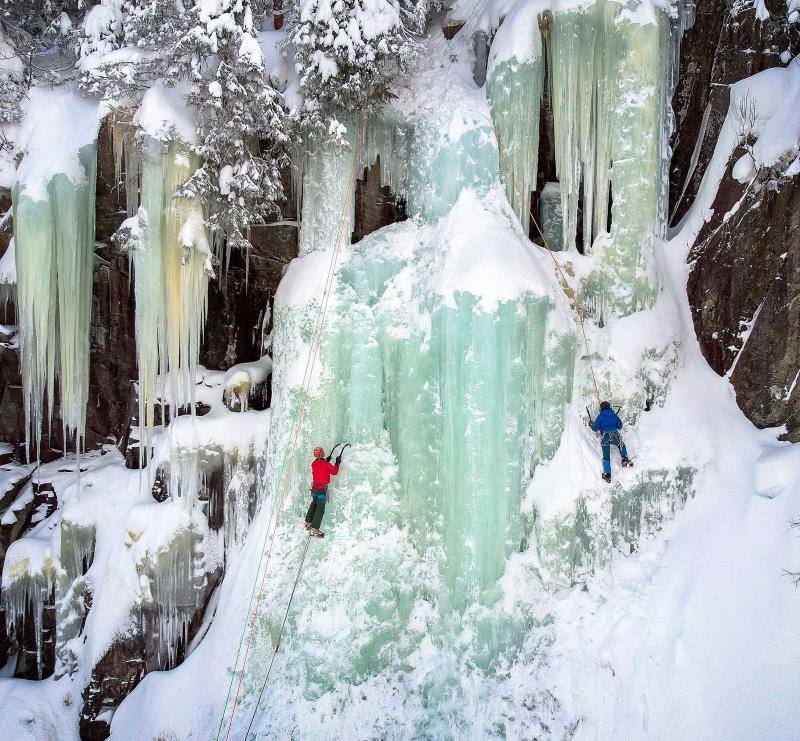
[304,446,341,538]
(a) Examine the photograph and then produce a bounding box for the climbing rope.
[215,113,368,741]
[243,535,311,739]
[489,122,603,405]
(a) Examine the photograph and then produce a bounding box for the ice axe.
[326,443,343,462]
[335,443,351,467]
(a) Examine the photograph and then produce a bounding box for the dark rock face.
[670,0,800,225]
[673,0,800,435]
[352,158,407,244]
[80,635,146,741]
[85,119,138,450]
[202,221,297,370]
[688,167,800,434]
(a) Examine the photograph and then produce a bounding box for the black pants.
[305,489,327,529]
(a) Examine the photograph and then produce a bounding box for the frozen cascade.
[12,143,97,455]
[2,554,57,679]
[238,80,577,732]
[134,137,212,458]
[55,520,96,678]
[547,0,683,315]
[486,1,544,235]
[485,0,692,317]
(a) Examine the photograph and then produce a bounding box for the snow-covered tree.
[79,0,292,252]
[177,1,292,252]
[285,0,418,139]
[0,24,25,152]
[0,1,78,152]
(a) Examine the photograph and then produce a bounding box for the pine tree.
[78,0,292,252]
[177,1,292,252]
[1,1,79,153]
[285,0,417,139]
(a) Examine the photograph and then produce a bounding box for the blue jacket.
[592,408,623,433]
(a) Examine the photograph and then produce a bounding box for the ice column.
[549,2,619,254]
[12,143,97,455]
[134,137,212,457]
[2,559,57,679]
[298,127,357,256]
[486,3,544,234]
[547,0,675,315]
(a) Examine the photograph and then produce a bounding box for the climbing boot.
[304,521,312,530]
[309,528,325,538]
[602,472,612,483]
[621,457,633,468]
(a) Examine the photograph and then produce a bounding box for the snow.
[486,0,543,66]
[754,445,800,498]
[133,80,197,144]
[13,87,103,202]
[676,55,800,244]
[434,187,568,312]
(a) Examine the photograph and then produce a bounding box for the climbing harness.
[215,114,369,741]
[489,120,602,405]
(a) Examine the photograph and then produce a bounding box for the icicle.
[0,236,16,321]
[223,448,256,555]
[12,143,97,457]
[134,137,211,459]
[549,4,608,253]
[2,565,57,679]
[110,113,140,218]
[55,521,96,677]
[358,117,412,201]
[486,2,544,234]
[146,523,201,668]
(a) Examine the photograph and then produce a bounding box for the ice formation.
[223,29,583,733]
[7,88,102,455]
[132,137,212,458]
[485,0,695,317]
[485,1,543,234]
[12,143,97,455]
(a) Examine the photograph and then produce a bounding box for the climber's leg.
[305,497,317,525]
[601,435,612,477]
[311,491,327,530]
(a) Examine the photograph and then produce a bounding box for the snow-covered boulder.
[222,355,272,412]
[753,445,800,499]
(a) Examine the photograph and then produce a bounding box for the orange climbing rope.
[215,114,368,740]
[489,122,603,405]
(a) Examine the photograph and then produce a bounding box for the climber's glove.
[335,456,342,467]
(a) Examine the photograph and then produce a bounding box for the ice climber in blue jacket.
[591,401,633,482]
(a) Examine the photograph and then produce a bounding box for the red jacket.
[312,458,339,487]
